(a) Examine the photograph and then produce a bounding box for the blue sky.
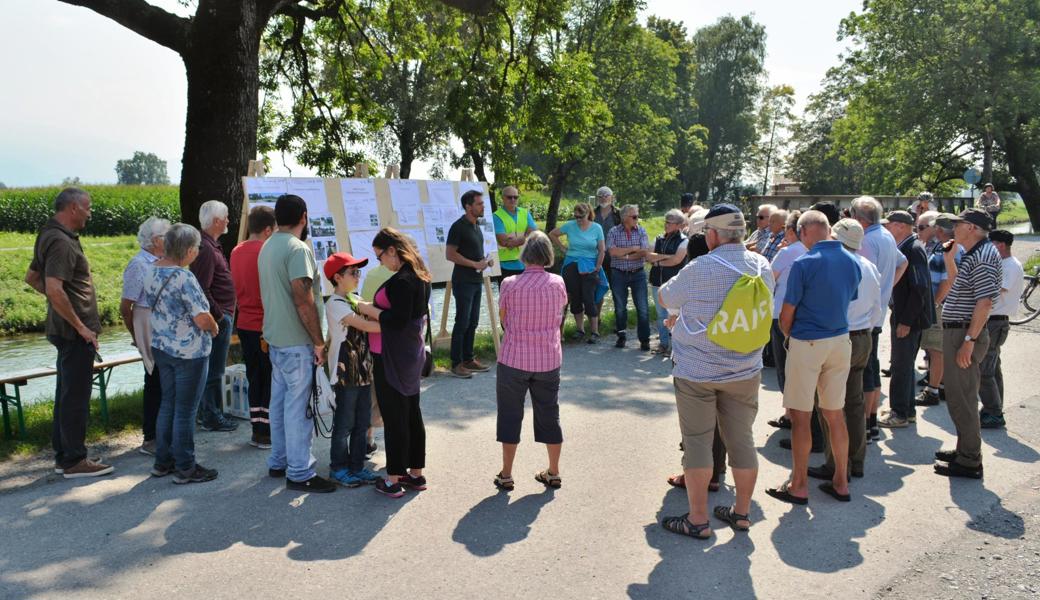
[0,0,861,188]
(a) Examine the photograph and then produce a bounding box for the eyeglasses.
[917,225,929,231]
[374,249,385,261]
[757,215,767,220]
[346,268,361,277]
[504,195,518,200]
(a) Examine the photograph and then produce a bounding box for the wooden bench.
[0,352,143,439]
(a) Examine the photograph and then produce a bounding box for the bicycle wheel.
[1010,277,1040,325]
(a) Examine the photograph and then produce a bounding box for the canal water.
[1,286,495,406]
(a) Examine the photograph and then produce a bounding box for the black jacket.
[891,235,934,330]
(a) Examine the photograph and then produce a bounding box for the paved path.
[2,316,1039,598]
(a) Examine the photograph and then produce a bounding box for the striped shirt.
[499,266,568,372]
[942,239,1002,321]
[606,224,650,271]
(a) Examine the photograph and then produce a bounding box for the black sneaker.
[570,329,586,341]
[779,438,823,453]
[934,461,983,479]
[615,335,626,349]
[398,473,427,490]
[917,375,929,387]
[915,389,940,406]
[375,478,405,498]
[269,468,287,478]
[366,442,377,457]
[200,418,238,432]
[881,368,891,377]
[639,340,651,351]
[151,463,175,478]
[934,449,957,462]
[173,464,218,484]
[286,475,336,493]
[586,332,600,345]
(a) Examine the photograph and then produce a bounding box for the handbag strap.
[152,270,177,309]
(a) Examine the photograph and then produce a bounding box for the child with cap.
[324,252,383,487]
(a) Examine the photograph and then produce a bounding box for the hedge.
[0,185,180,236]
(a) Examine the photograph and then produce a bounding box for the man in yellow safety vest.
[493,186,538,281]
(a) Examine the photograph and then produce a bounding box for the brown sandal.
[494,472,514,491]
[535,469,561,488]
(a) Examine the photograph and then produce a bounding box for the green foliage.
[0,185,179,235]
[0,232,139,334]
[115,151,170,185]
[748,84,796,195]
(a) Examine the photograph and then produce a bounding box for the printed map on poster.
[244,177,288,211]
[388,179,421,226]
[341,179,381,231]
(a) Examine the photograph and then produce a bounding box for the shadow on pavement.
[949,479,1025,540]
[983,428,1040,463]
[451,489,555,556]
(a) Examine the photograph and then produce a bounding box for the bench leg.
[13,384,25,437]
[1,384,10,439]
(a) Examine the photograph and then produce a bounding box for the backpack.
[677,254,773,354]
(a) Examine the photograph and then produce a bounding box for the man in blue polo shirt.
[767,210,861,506]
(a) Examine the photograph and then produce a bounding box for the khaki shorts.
[783,334,852,412]
[674,375,760,470]
[920,304,943,351]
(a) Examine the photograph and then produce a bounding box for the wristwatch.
[964,334,977,343]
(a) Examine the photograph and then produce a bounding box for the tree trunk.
[1003,130,1040,231]
[179,4,264,257]
[469,149,496,211]
[982,131,994,186]
[545,160,573,232]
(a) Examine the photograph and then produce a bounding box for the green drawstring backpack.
[678,254,773,353]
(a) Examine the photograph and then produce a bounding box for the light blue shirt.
[858,224,907,328]
[121,249,159,307]
[559,220,604,260]
[145,266,212,360]
[769,241,807,316]
[847,254,882,331]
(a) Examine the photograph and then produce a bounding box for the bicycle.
[1010,258,1040,325]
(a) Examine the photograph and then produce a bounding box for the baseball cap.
[323,252,368,282]
[832,218,865,250]
[942,208,995,230]
[989,229,1014,245]
[884,210,915,226]
[703,203,746,232]
[596,186,613,197]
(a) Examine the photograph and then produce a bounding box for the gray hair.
[713,228,745,243]
[620,204,639,218]
[797,209,830,232]
[54,187,89,212]
[199,200,229,230]
[519,230,554,267]
[164,223,202,261]
[664,209,686,225]
[770,209,789,224]
[757,203,778,215]
[137,217,171,251]
[918,210,940,227]
[785,210,802,231]
[850,196,882,225]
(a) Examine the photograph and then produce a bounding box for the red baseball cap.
[323,252,368,281]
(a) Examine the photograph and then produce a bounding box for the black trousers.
[372,355,425,476]
[238,329,271,438]
[142,365,161,441]
[48,335,93,468]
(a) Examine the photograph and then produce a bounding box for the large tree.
[58,0,493,253]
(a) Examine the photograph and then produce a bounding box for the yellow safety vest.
[493,206,531,263]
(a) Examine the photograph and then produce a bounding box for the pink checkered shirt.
[499,266,568,372]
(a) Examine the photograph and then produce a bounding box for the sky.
[0,0,861,188]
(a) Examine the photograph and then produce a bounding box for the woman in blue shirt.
[549,203,606,343]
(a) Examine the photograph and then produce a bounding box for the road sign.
[963,167,981,185]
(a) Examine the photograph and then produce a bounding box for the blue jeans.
[199,314,233,426]
[610,268,650,342]
[651,285,670,348]
[153,348,209,473]
[329,384,372,473]
[451,279,483,366]
[268,344,317,482]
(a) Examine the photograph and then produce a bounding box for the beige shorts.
[783,334,852,412]
[920,304,943,351]
[674,375,760,470]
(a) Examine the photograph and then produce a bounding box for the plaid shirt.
[761,231,784,261]
[606,224,650,271]
[499,267,568,372]
[659,243,775,383]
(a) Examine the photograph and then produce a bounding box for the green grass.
[1025,253,1040,273]
[0,233,139,334]
[996,201,1030,226]
[0,391,145,461]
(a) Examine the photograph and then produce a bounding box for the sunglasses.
[757,215,767,220]
[917,224,929,231]
[628,215,640,220]
[504,195,519,200]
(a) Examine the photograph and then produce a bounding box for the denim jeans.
[268,344,317,482]
[329,384,372,473]
[451,279,483,366]
[199,314,233,426]
[48,335,94,469]
[888,324,922,419]
[610,268,650,342]
[651,285,670,348]
[979,319,1010,417]
[153,348,209,474]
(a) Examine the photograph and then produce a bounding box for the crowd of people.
[24,185,1024,531]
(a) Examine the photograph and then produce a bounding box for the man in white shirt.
[809,219,881,481]
[979,229,1024,428]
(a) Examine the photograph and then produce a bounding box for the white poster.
[348,230,380,291]
[341,179,381,231]
[426,180,458,209]
[244,177,288,211]
[422,205,460,246]
[403,230,430,267]
[388,179,422,226]
[479,217,498,260]
[288,178,337,294]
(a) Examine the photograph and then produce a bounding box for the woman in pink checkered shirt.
[493,231,569,491]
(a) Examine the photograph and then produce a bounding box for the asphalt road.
[1,243,1038,599]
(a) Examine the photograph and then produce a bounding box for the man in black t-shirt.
[446,190,492,378]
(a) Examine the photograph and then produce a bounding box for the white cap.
[687,208,709,234]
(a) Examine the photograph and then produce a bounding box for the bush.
[0,185,180,235]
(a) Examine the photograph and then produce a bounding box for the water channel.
[1,286,496,406]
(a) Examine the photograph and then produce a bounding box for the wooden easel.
[434,168,502,356]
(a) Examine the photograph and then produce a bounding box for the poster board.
[241,176,501,293]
